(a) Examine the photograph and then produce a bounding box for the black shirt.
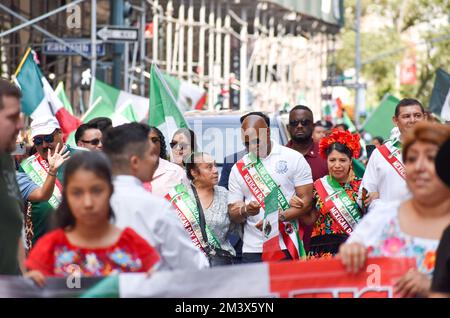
[431,225,450,293]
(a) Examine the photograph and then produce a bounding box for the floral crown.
[319,129,361,159]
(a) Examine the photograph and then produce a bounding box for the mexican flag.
[148,64,189,148]
[261,190,286,262]
[162,72,206,112]
[111,100,139,126]
[342,109,357,133]
[429,68,450,121]
[362,94,400,140]
[14,48,81,140]
[55,81,74,115]
[77,257,416,298]
[82,79,149,124]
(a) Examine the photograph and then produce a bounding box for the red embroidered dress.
[25,227,160,276]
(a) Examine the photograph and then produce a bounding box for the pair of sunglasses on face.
[289,119,312,128]
[33,133,56,146]
[80,138,101,146]
[170,141,190,150]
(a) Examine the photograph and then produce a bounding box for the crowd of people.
[1,77,450,297]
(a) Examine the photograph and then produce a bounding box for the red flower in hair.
[319,129,361,159]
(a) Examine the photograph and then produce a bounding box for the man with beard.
[285,106,328,253]
[19,116,78,248]
[0,79,24,274]
[286,106,328,181]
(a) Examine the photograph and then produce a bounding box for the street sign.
[96,26,139,42]
[43,38,106,56]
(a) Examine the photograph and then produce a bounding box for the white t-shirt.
[228,142,313,253]
[359,140,411,213]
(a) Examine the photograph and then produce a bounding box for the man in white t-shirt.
[228,112,313,263]
[360,98,425,212]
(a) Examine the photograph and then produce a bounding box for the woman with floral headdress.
[295,129,363,258]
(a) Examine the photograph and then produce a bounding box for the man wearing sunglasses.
[75,123,103,151]
[228,112,313,264]
[18,116,78,248]
[285,106,330,255]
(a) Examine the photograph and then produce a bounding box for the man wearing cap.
[18,115,78,248]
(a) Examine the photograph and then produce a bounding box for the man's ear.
[129,155,140,173]
[392,116,398,127]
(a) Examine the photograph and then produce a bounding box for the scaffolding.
[0,0,342,118]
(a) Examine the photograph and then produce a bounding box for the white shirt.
[111,175,210,271]
[228,142,313,253]
[150,158,188,198]
[359,140,411,213]
[347,200,438,276]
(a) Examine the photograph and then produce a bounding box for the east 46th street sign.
[43,38,106,56]
[97,26,139,42]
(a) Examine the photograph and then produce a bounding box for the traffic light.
[123,1,132,25]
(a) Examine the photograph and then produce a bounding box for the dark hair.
[334,123,349,131]
[172,128,197,152]
[325,142,353,159]
[395,98,425,117]
[0,78,22,110]
[150,126,168,160]
[87,117,113,133]
[373,136,384,144]
[75,123,99,144]
[54,151,114,229]
[102,122,150,170]
[314,120,333,130]
[240,112,270,126]
[185,152,208,181]
[290,105,313,117]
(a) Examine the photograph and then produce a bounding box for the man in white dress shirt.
[103,123,209,271]
[360,98,425,212]
[228,112,313,263]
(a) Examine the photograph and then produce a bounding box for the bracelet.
[48,171,57,177]
[239,205,247,218]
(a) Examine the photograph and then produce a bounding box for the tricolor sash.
[236,153,306,260]
[20,153,63,209]
[165,183,222,255]
[379,141,406,180]
[314,176,362,235]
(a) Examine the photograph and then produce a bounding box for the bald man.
[227,112,313,263]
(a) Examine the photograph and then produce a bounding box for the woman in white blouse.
[339,122,450,298]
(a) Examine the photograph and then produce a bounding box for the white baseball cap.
[30,116,61,139]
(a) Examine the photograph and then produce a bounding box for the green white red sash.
[165,183,222,255]
[20,153,63,209]
[314,176,362,235]
[236,153,306,260]
[379,141,406,180]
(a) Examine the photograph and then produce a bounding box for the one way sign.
[97,26,138,42]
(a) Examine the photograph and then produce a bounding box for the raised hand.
[47,143,70,174]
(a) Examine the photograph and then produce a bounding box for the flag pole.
[13,47,32,79]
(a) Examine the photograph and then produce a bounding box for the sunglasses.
[289,119,312,127]
[170,141,189,150]
[33,133,55,146]
[81,138,101,146]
